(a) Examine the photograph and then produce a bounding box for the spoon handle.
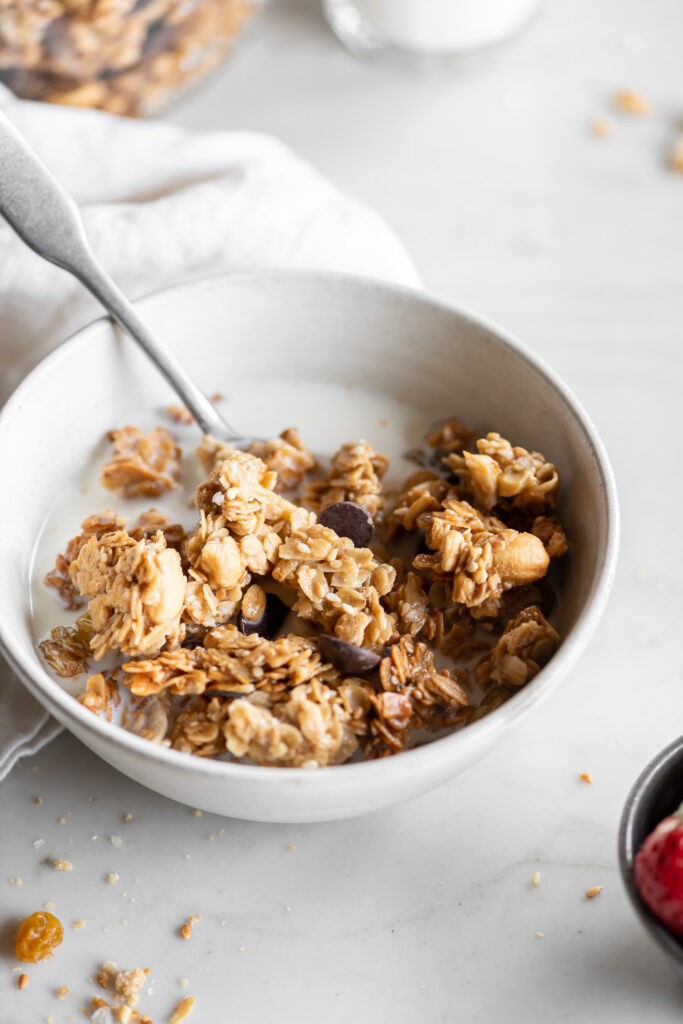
[0,107,242,442]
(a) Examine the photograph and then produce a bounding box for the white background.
[3,0,683,1020]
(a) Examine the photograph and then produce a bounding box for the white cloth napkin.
[0,85,419,780]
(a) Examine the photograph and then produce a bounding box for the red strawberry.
[635,803,683,935]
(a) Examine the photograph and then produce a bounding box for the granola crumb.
[44,901,54,909]
[34,797,42,804]
[118,1006,132,1024]
[57,986,70,998]
[613,89,651,116]
[531,871,541,887]
[586,886,603,899]
[180,922,192,941]
[192,810,202,817]
[590,118,613,138]
[107,874,119,885]
[123,813,133,823]
[18,973,29,990]
[239,946,245,952]
[73,920,86,930]
[179,979,188,987]
[579,772,593,784]
[167,405,194,426]
[10,876,23,886]
[535,931,544,939]
[109,836,122,847]
[284,905,291,911]
[170,996,195,1023]
[217,829,225,837]
[96,972,110,990]
[285,845,296,851]
[58,816,67,825]
[54,859,73,871]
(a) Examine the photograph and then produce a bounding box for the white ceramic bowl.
[0,270,618,822]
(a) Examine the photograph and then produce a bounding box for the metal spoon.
[0,107,247,443]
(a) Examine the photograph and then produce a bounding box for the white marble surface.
[3,0,683,1020]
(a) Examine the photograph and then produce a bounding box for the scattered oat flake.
[34,796,42,804]
[33,838,46,849]
[192,810,202,818]
[117,1006,132,1023]
[580,772,593,784]
[285,845,296,851]
[613,89,651,116]
[239,946,245,952]
[218,829,225,837]
[122,813,133,823]
[170,996,195,1023]
[107,873,119,884]
[73,919,86,930]
[18,973,29,990]
[44,901,54,909]
[590,118,612,138]
[58,816,67,824]
[57,986,70,999]
[109,836,122,847]
[670,136,683,174]
[586,885,603,899]
[10,876,23,886]
[54,859,73,871]
[284,905,291,911]
[536,931,545,939]
[531,871,541,886]
[180,979,188,987]
[180,922,192,941]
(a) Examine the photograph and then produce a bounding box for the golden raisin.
[15,912,64,962]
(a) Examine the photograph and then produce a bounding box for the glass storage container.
[0,0,261,116]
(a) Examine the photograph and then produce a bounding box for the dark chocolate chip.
[237,593,290,639]
[319,501,374,547]
[318,635,381,675]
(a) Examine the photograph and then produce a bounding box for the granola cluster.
[305,441,389,518]
[40,417,567,767]
[0,0,256,117]
[101,426,181,499]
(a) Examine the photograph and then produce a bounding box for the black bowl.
[619,736,683,980]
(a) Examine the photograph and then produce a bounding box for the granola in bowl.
[36,418,567,768]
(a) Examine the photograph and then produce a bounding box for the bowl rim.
[618,735,683,964]
[0,267,620,788]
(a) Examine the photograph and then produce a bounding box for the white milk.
[340,0,541,54]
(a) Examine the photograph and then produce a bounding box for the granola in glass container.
[37,415,567,768]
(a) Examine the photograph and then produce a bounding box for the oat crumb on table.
[670,136,683,174]
[122,813,133,823]
[170,996,195,1023]
[57,986,70,998]
[585,886,603,899]
[54,859,73,871]
[73,920,86,930]
[9,876,23,886]
[18,973,29,990]
[107,874,119,884]
[579,772,593,784]
[590,118,613,138]
[535,931,545,939]
[613,89,652,116]
[531,871,541,886]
